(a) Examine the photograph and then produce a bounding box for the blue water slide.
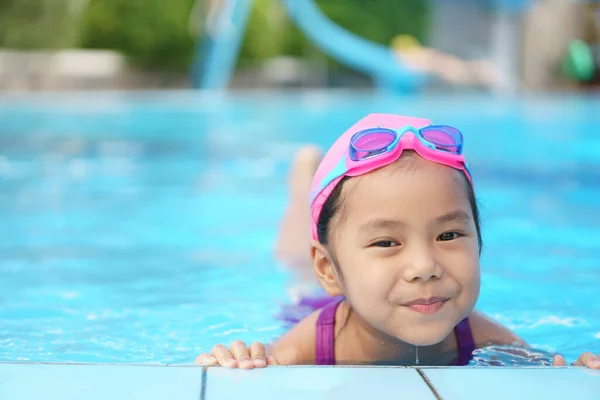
[192,0,254,90]
[195,0,428,92]
[280,0,427,92]
[494,0,532,13]
[428,0,532,12]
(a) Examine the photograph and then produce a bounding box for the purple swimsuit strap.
[452,316,476,366]
[314,296,344,365]
[315,298,475,366]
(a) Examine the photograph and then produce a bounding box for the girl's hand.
[552,353,600,369]
[194,341,277,369]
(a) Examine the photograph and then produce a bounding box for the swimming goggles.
[310,124,473,239]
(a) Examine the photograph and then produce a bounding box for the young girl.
[196,113,600,370]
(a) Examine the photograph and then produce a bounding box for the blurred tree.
[60,0,426,73]
[0,0,78,49]
[238,0,430,70]
[237,0,290,64]
[79,0,196,71]
[319,0,429,48]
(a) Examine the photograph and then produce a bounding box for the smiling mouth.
[402,297,449,314]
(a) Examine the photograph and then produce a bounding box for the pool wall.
[1,362,599,399]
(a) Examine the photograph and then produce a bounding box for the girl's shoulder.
[271,298,348,365]
[270,307,320,365]
[468,310,528,348]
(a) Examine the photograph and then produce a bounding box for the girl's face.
[327,156,480,346]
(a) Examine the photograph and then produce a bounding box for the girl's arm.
[195,308,320,368]
[469,310,528,348]
[469,310,600,368]
[269,309,319,365]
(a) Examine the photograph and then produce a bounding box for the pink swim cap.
[309,113,471,241]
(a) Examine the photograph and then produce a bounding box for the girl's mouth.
[402,297,449,314]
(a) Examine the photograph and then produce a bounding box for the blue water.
[0,91,599,365]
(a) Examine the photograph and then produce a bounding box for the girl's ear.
[311,240,343,296]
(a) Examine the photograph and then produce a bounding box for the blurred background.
[0,0,597,92]
[1,0,599,365]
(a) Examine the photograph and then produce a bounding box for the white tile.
[0,362,203,400]
[206,366,435,400]
[421,367,600,400]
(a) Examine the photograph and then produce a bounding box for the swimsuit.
[314,296,475,365]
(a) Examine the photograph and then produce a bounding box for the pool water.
[0,91,599,365]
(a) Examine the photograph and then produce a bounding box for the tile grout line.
[416,368,443,400]
[200,366,207,400]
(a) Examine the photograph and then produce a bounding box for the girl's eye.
[438,232,460,241]
[371,240,399,248]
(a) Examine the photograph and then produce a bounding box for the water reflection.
[471,345,555,366]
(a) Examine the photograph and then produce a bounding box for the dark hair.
[316,172,483,253]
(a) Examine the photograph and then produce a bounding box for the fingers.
[194,344,235,367]
[554,352,600,369]
[194,341,272,369]
[552,355,567,366]
[194,353,217,366]
[212,344,238,368]
[229,340,253,369]
[249,342,267,368]
[266,355,278,365]
[573,352,600,369]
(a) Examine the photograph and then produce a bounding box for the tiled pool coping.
[1,362,599,399]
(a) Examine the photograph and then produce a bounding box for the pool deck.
[0,362,599,399]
